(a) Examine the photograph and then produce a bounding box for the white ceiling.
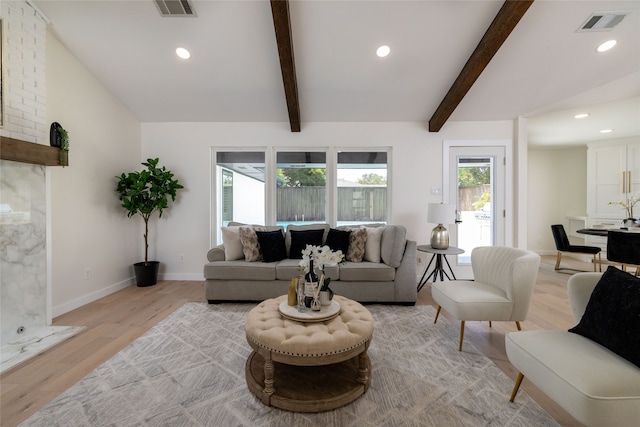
[33,0,640,146]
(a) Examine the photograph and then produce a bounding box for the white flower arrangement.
[609,195,640,219]
[299,245,345,296]
[298,244,344,273]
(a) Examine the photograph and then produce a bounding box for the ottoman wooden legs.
[245,349,371,412]
[262,353,275,405]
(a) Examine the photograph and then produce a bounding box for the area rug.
[20,303,559,426]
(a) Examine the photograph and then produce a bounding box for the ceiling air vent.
[154,0,196,17]
[577,12,629,32]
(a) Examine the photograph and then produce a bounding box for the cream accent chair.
[432,246,541,351]
[506,272,640,427]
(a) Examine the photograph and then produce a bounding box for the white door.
[447,146,506,279]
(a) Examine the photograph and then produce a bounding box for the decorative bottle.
[304,258,318,308]
[287,277,297,306]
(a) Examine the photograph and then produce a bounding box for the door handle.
[623,171,627,193]
[628,171,632,193]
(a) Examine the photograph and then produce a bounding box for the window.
[215,151,266,228]
[337,151,388,225]
[212,148,390,237]
[276,151,327,226]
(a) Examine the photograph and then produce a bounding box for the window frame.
[211,146,392,245]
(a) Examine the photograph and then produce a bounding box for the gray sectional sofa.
[204,223,417,305]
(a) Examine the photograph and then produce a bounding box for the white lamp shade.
[428,203,456,225]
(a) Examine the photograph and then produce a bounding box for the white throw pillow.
[363,226,383,263]
[221,226,244,261]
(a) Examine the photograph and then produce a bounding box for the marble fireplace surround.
[0,143,84,374]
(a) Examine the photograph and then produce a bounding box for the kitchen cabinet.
[587,141,640,221]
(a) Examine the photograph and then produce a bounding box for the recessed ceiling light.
[600,129,613,133]
[574,113,590,119]
[376,45,390,58]
[596,40,616,53]
[176,47,191,59]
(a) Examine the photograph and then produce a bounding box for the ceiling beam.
[271,0,301,132]
[428,0,534,132]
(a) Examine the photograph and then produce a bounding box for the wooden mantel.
[0,136,66,166]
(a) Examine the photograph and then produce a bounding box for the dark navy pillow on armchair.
[569,266,640,367]
[255,230,287,262]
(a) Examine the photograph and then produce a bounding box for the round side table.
[417,245,465,291]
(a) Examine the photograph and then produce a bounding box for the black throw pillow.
[289,229,324,259]
[255,230,287,263]
[325,228,351,255]
[569,266,640,367]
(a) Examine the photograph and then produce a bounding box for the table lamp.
[428,203,456,249]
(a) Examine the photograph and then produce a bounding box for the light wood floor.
[1,256,591,426]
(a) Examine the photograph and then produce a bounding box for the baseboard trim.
[52,277,134,318]
[159,273,204,281]
[533,250,556,256]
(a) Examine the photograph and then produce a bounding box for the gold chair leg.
[592,254,597,272]
[509,372,524,402]
[515,321,522,331]
[598,252,602,272]
[458,320,465,351]
[434,306,441,324]
[554,252,562,270]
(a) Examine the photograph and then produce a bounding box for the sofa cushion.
[346,228,367,262]
[289,229,324,259]
[256,230,287,263]
[239,227,263,262]
[275,259,339,281]
[339,261,395,281]
[204,260,277,280]
[363,226,383,263]
[220,226,244,261]
[325,228,351,254]
[569,266,640,367]
[381,225,407,268]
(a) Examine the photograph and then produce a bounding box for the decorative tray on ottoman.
[278,300,341,322]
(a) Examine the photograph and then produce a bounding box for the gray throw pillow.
[380,225,407,267]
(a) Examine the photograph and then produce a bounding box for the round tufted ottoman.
[244,295,374,412]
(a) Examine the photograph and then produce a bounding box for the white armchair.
[506,271,640,427]
[431,246,541,351]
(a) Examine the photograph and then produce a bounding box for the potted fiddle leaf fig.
[116,158,184,287]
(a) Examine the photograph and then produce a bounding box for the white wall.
[527,146,587,252]
[47,32,142,316]
[141,120,515,280]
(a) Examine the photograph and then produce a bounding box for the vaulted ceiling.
[34,0,640,146]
